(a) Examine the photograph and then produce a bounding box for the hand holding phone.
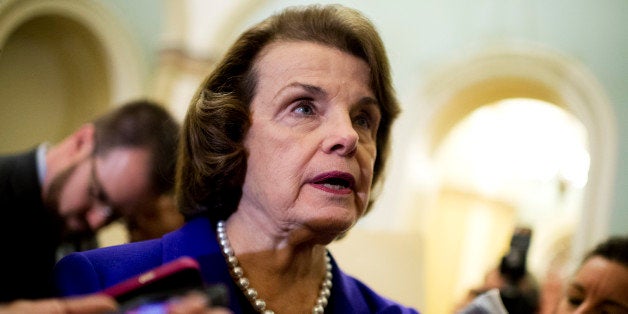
[119,285,230,314]
[102,256,229,313]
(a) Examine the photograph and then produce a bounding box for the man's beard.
[43,163,96,242]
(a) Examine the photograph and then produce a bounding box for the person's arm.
[0,293,233,314]
[54,253,104,296]
[0,294,117,314]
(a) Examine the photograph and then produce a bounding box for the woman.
[554,236,628,313]
[55,4,418,313]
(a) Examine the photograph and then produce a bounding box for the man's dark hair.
[93,100,180,195]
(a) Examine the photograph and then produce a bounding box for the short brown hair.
[177,4,399,221]
[94,100,179,195]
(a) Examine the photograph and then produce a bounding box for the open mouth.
[311,172,355,193]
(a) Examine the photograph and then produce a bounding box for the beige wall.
[0,15,110,154]
[328,228,424,309]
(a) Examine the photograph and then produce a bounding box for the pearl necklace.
[216,220,333,314]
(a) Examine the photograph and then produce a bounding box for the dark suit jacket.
[55,217,419,313]
[0,149,63,301]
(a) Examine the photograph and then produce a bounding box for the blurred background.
[0,0,626,312]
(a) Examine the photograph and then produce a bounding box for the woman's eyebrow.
[272,82,325,101]
[601,299,628,311]
[569,282,585,293]
[357,96,379,108]
[291,82,378,105]
[274,82,378,109]
[298,83,325,96]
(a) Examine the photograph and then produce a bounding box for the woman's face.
[555,256,628,314]
[239,41,380,236]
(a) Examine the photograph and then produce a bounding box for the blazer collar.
[161,216,220,263]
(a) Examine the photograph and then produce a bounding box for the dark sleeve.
[0,150,63,301]
[54,252,104,296]
[54,239,164,297]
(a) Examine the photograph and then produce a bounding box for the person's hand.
[0,294,117,314]
[167,291,232,314]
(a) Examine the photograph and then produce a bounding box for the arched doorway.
[0,14,109,152]
[413,42,616,313]
[0,0,145,153]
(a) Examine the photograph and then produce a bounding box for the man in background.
[0,100,181,301]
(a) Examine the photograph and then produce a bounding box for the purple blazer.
[54,217,419,313]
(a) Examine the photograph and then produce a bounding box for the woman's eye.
[354,114,371,129]
[293,100,315,116]
[567,296,583,307]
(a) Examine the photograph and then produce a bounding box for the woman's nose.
[573,302,595,314]
[321,115,359,156]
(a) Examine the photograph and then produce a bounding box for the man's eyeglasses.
[88,157,121,227]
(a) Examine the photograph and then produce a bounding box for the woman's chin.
[305,215,357,239]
